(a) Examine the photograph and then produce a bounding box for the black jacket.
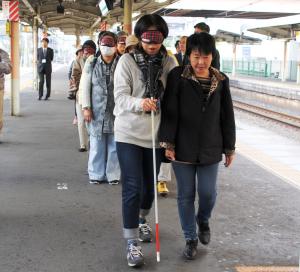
[159,65,235,165]
[37,47,54,74]
[175,52,189,66]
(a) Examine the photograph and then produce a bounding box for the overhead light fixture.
[155,0,168,3]
[132,11,141,18]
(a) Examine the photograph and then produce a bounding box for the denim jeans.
[116,142,162,239]
[88,133,120,182]
[172,161,219,240]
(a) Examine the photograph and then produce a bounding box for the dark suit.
[175,52,189,66]
[37,47,54,98]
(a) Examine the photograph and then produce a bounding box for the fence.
[222,59,300,81]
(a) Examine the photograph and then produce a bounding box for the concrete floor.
[0,67,299,272]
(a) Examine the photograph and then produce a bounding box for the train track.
[233,100,300,129]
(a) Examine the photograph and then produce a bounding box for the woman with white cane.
[114,14,176,267]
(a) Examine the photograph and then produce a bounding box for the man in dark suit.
[175,36,189,66]
[37,38,54,100]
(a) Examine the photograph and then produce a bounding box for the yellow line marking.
[237,140,300,191]
[236,266,298,272]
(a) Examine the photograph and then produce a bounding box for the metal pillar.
[33,17,38,90]
[75,27,81,47]
[232,43,237,77]
[297,64,300,84]
[281,40,288,82]
[123,0,132,34]
[10,21,20,116]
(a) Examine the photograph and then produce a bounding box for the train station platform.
[0,67,299,272]
[229,75,300,101]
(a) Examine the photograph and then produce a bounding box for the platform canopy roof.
[157,0,300,19]
[246,14,300,39]
[214,29,261,44]
[15,0,179,35]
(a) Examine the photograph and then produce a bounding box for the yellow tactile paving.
[237,140,300,190]
[235,266,299,272]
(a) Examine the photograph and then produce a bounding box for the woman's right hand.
[165,149,175,161]
[141,98,157,112]
[83,109,93,122]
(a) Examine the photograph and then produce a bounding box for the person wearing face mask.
[113,14,177,267]
[69,40,96,152]
[81,32,120,186]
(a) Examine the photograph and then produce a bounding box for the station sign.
[1,1,10,20]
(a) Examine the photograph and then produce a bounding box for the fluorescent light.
[155,0,168,3]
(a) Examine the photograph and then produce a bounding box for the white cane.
[151,100,160,262]
[149,59,160,262]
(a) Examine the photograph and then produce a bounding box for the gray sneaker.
[139,222,152,242]
[127,242,144,267]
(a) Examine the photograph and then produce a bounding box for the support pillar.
[75,27,81,48]
[297,63,300,84]
[33,17,38,90]
[123,0,132,34]
[89,29,94,40]
[232,43,237,77]
[10,21,20,116]
[281,40,288,82]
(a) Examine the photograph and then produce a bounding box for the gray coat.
[0,49,12,90]
[81,55,119,139]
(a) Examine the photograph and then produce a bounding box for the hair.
[42,38,49,43]
[97,31,117,45]
[117,31,128,37]
[134,14,169,39]
[186,33,216,57]
[175,40,180,48]
[194,22,210,33]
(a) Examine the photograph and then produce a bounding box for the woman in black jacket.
[159,32,236,260]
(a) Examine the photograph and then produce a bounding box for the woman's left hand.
[224,154,234,167]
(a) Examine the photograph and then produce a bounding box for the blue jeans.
[172,162,219,240]
[116,142,162,239]
[88,133,120,182]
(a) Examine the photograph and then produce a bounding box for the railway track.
[233,100,300,129]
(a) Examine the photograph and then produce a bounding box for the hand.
[165,149,175,161]
[83,109,93,122]
[141,98,157,112]
[224,154,234,167]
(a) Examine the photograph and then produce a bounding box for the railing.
[222,59,300,81]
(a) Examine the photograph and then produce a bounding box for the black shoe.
[108,180,119,185]
[78,147,87,152]
[183,239,198,260]
[44,97,49,100]
[38,97,42,100]
[198,221,211,245]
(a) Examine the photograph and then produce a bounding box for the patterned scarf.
[130,47,166,101]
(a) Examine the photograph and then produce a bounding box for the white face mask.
[100,46,116,56]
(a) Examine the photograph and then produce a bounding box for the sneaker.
[198,221,211,245]
[108,180,119,185]
[157,181,169,197]
[89,180,100,184]
[183,239,198,260]
[127,241,144,267]
[139,222,152,242]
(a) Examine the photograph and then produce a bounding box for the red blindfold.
[100,36,116,47]
[141,31,164,44]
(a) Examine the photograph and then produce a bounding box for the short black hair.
[186,33,216,57]
[97,31,117,45]
[134,14,169,39]
[194,22,210,33]
[175,40,180,48]
[41,37,49,43]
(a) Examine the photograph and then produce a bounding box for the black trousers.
[38,71,51,98]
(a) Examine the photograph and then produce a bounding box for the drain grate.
[236,267,298,272]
